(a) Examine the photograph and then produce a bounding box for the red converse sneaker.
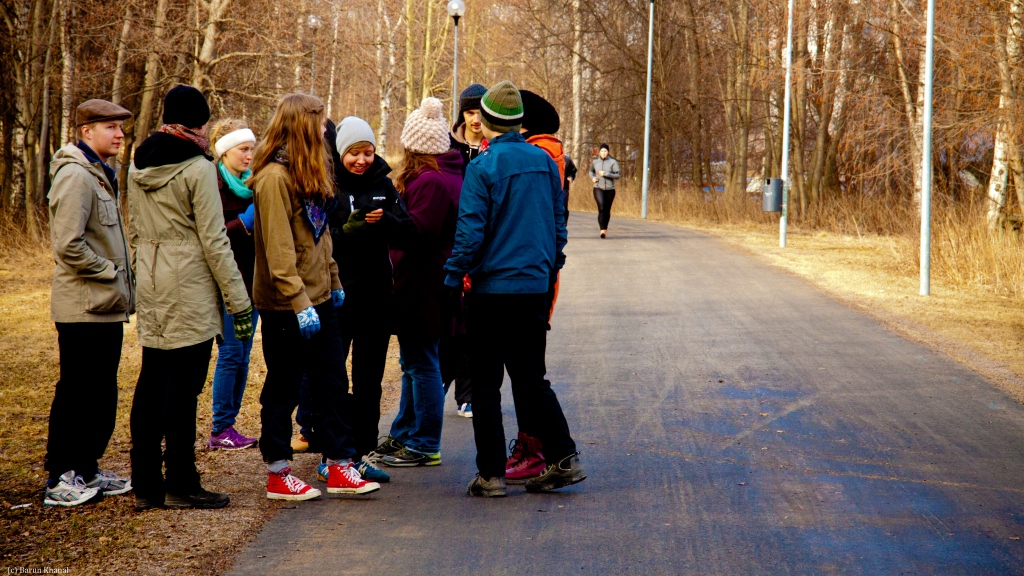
[506,433,545,485]
[267,468,321,501]
[327,462,380,495]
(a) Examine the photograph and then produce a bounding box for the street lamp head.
[447,0,466,19]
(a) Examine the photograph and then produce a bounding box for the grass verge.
[0,244,402,574]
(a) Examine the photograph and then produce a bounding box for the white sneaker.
[86,469,133,496]
[44,471,101,507]
[457,403,473,418]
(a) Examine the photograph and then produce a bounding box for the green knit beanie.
[480,80,524,133]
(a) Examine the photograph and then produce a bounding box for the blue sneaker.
[354,457,391,483]
[457,403,473,418]
[316,458,329,482]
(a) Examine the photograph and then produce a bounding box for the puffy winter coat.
[128,133,250,349]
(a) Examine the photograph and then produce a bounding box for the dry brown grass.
[0,241,402,574]
[569,181,1024,401]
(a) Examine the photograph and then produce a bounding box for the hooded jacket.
[47,143,134,323]
[253,159,342,313]
[449,124,485,177]
[327,155,409,295]
[590,156,621,191]
[389,149,463,339]
[525,134,566,188]
[444,132,567,294]
[128,132,251,350]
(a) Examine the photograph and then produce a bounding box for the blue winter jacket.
[444,131,567,294]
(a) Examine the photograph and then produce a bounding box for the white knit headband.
[214,128,256,157]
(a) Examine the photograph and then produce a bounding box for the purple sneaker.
[208,426,258,450]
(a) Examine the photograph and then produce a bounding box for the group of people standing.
[42,78,589,509]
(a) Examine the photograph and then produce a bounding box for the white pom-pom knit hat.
[401,97,451,155]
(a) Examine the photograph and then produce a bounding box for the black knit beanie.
[162,85,211,129]
[600,143,610,152]
[454,83,488,128]
[519,89,561,135]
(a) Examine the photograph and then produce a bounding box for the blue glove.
[238,203,255,233]
[331,288,345,308]
[297,306,320,339]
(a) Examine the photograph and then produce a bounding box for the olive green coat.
[47,144,135,323]
[128,156,250,350]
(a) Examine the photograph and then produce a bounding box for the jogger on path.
[590,143,620,238]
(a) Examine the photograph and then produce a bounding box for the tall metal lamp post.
[448,0,466,120]
[640,0,654,219]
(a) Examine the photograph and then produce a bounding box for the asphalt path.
[228,216,1024,575]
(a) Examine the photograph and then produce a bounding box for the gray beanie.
[335,117,376,156]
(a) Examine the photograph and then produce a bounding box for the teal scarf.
[218,162,253,199]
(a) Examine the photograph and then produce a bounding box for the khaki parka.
[47,143,135,323]
[128,155,250,350]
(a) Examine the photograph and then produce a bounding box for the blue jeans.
[389,335,444,454]
[211,306,259,434]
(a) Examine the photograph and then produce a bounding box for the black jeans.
[337,288,391,459]
[259,301,355,463]
[129,339,213,500]
[45,322,124,482]
[440,334,472,405]
[593,187,616,231]
[466,293,577,478]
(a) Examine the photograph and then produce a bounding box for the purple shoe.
[208,426,258,450]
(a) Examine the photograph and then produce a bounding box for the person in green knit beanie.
[446,80,587,497]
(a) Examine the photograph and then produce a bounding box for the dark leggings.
[593,188,615,230]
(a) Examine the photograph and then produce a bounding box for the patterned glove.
[233,305,254,341]
[297,306,321,339]
[331,288,345,308]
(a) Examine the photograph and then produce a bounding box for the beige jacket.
[128,155,250,349]
[47,144,134,323]
[252,162,341,313]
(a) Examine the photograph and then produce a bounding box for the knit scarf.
[159,124,210,153]
[218,162,253,199]
[272,146,335,244]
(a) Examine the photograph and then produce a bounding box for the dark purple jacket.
[390,149,464,339]
[218,170,255,299]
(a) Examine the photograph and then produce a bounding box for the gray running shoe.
[466,474,507,497]
[86,469,133,496]
[366,436,404,463]
[524,453,587,493]
[44,471,101,507]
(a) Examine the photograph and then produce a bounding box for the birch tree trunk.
[570,0,583,165]
[405,0,415,114]
[326,9,339,119]
[59,0,75,145]
[135,0,170,144]
[419,0,434,101]
[37,0,60,205]
[193,0,233,94]
[111,2,132,105]
[987,0,1023,229]
[890,0,922,205]
[375,0,398,157]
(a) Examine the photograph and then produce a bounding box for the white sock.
[326,458,352,467]
[268,460,289,474]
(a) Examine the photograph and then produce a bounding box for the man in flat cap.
[43,98,135,507]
